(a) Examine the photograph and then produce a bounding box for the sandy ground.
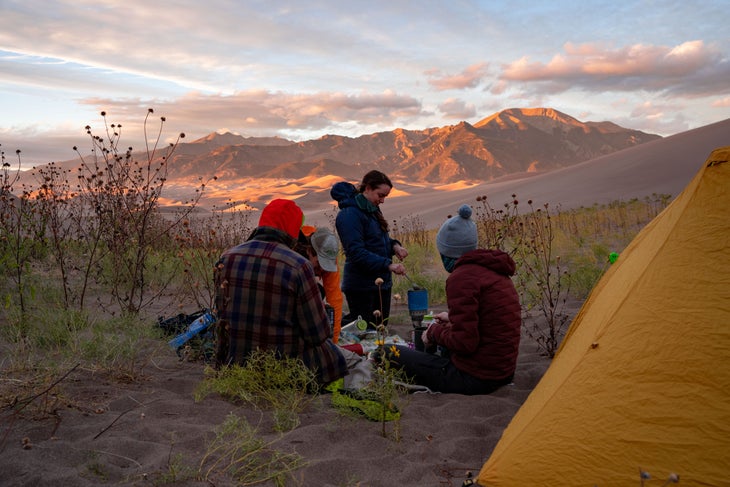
[0,299,582,487]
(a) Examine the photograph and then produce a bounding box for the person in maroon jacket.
[390,204,521,394]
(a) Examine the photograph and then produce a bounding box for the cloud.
[0,2,435,96]
[500,41,729,97]
[629,100,683,121]
[3,88,426,164]
[437,98,477,120]
[77,89,425,140]
[616,110,690,136]
[426,63,490,91]
[0,125,86,165]
[3,3,727,164]
[0,52,187,103]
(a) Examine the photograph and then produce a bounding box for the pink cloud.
[80,90,426,137]
[505,41,712,79]
[500,41,729,96]
[438,98,477,120]
[426,63,490,91]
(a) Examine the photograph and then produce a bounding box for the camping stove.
[407,288,429,327]
[408,287,436,352]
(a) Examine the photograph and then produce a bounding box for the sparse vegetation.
[368,327,409,439]
[194,349,318,433]
[332,278,409,441]
[1,110,219,318]
[391,214,431,248]
[198,413,306,486]
[386,192,670,357]
[167,201,254,310]
[70,109,201,313]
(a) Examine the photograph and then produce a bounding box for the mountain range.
[23,107,729,229]
[366,116,729,230]
[168,107,660,186]
[161,108,729,227]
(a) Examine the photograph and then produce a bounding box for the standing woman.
[330,170,408,328]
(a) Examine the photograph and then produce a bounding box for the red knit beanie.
[258,199,304,239]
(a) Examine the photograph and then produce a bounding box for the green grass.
[195,349,318,432]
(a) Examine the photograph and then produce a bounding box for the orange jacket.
[302,225,344,343]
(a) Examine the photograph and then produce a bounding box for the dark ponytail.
[374,210,389,233]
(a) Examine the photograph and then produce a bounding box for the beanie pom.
[458,204,472,220]
[436,203,478,259]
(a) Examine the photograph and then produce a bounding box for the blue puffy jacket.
[330,181,399,292]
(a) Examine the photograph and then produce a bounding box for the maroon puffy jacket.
[428,249,521,381]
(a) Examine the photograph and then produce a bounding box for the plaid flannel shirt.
[216,227,347,384]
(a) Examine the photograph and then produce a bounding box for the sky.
[1,0,729,167]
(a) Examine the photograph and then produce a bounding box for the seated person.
[214,199,347,386]
[295,225,345,343]
[389,204,521,395]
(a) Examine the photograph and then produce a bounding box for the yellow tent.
[479,147,730,486]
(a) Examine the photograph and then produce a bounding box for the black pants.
[344,288,392,329]
[389,345,513,395]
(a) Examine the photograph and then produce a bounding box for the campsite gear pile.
[167,311,216,349]
[156,309,217,360]
[338,317,406,356]
[155,309,208,335]
[478,146,730,486]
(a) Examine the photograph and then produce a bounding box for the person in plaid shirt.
[215,199,347,386]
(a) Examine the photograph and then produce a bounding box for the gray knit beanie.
[436,204,478,258]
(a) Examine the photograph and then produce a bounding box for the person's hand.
[389,263,406,275]
[434,311,449,324]
[393,244,408,261]
[421,328,431,348]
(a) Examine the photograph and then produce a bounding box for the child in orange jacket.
[298,225,344,343]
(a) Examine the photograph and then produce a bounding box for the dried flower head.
[375,277,384,286]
